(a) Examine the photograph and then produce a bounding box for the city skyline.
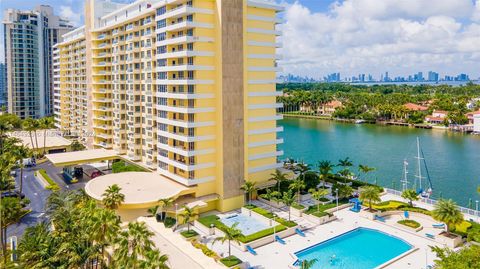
[1,0,480,78]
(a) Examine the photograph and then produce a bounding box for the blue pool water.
[220,214,270,235]
[294,228,413,269]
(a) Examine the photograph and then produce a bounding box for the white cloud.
[279,0,480,79]
[59,6,82,27]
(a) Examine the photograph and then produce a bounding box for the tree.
[1,197,28,263]
[10,144,31,193]
[212,222,242,257]
[240,180,257,205]
[303,171,320,190]
[332,183,354,200]
[299,258,318,269]
[157,197,174,221]
[38,117,55,155]
[269,169,288,193]
[431,199,463,236]
[318,160,333,187]
[431,245,480,269]
[179,206,198,232]
[114,221,157,269]
[310,188,329,212]
[0,117,13,154]
[22,118,40,153]
[359,186,381,211]
[294,162,310,182]
[87,208,120,267]
[71,140,86,151]
[358,164,375,181]
[401,189,419,207]
[289,178,306,204]
[0,153,15,191]
[102,184,125,210]
[281,190,296,221]
[337,157,353,183]
[139,249,169,269]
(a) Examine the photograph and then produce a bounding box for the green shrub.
[398,219,421,229]
[38,169,60,191]
[164,217,176,228]
[180,230,198,238]
[112,160,147,173]
[220,255,242,267]
[291,203,305,210]
[192,240,219,259]
[465,222,480,243]
[248,206,297,227]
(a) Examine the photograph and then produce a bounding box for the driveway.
[6,161,86,239]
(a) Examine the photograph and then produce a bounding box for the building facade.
[3,5,73,119]
[0,63,5,109]
[54,0,283,211]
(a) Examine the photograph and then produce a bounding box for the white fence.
[384,188,480,219]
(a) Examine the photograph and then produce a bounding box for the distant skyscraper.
[0,63,5,108]
[3,5,73,118]
[427,71,439,82]
[417,72,424,81]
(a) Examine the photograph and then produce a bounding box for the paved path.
[141,217,224,269]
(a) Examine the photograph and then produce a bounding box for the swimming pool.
[294,227,413,269]
[220,213,271,235]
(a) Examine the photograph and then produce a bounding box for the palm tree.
[0,118,13,153]
[318,160,333,187]
[289,178,306,204]
[294,162,310,182]
[299,258,318,269]
[178,206,198,232]
[240,180,257,205]
[359,186,381,211]
[114,221,156,269]
[431,199,464,236]
[212,222,243,257]
[23,118,40,153]
[139,249,169,269]
[87,208,120,267]
[269,169,288,193]
[310,188,329,212]
[158,197,174,220]
[401,189,419,207]
[358,164,375,181]
[38,117,55,155]
[1,197,26,262]
[337,157,353,182]
[102,184,125,210]
[10,144,31,193]
[282,190,296,221]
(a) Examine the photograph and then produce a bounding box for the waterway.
[279,117,480,207]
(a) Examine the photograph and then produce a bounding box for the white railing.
[385,188,480,218]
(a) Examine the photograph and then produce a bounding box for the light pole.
[174,203,178,231]
[476,200,479,222]
[336,189,339,214]
[273,214,276,241]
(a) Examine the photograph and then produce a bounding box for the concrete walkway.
[141,217,224,269]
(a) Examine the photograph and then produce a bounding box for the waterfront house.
[403,103,428,111]
[425,110,448,124]
[474,114,480,133]
[466,110,480,124]
[319,100,343,115]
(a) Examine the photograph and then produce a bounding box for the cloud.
[59,5,82,27]
[279,0,480,79]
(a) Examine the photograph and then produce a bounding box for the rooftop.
[84,172,193,205]
[46,149,118,166]
[9,130,72,150]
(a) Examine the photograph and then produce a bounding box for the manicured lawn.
[291,203,305,210]
[247,205,297,227]
[37,169,60,191]
[112,160,147,173]
[180,230,198,238]
[305,200,348,215]
[220,255,242,267]
[397,219,421,229]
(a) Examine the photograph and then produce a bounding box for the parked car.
[1,191,25,199]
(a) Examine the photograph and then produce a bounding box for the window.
[157,6,166,16]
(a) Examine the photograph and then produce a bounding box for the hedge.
[191,239,219,260]
[248,205,297,227]
[220,256,242,267]
[164,217,176,228]
[38,169,60,191]
[180,230,198,238]
[398,219,421,229]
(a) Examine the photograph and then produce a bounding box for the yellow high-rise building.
[53,0,283,211]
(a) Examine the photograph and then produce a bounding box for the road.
[6,161,86,239]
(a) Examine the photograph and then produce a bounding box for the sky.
[1,0,480,79]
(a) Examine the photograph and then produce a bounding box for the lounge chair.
[404,211,409,219]
[374,215,386,222]
[246,245,257,255]
[425,233,435,239]
[432,223,445,229]
[275,235,286,244]
[295,228,306,237]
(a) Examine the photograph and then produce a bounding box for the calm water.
[279,117,480,206]
[295,228,412,269]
